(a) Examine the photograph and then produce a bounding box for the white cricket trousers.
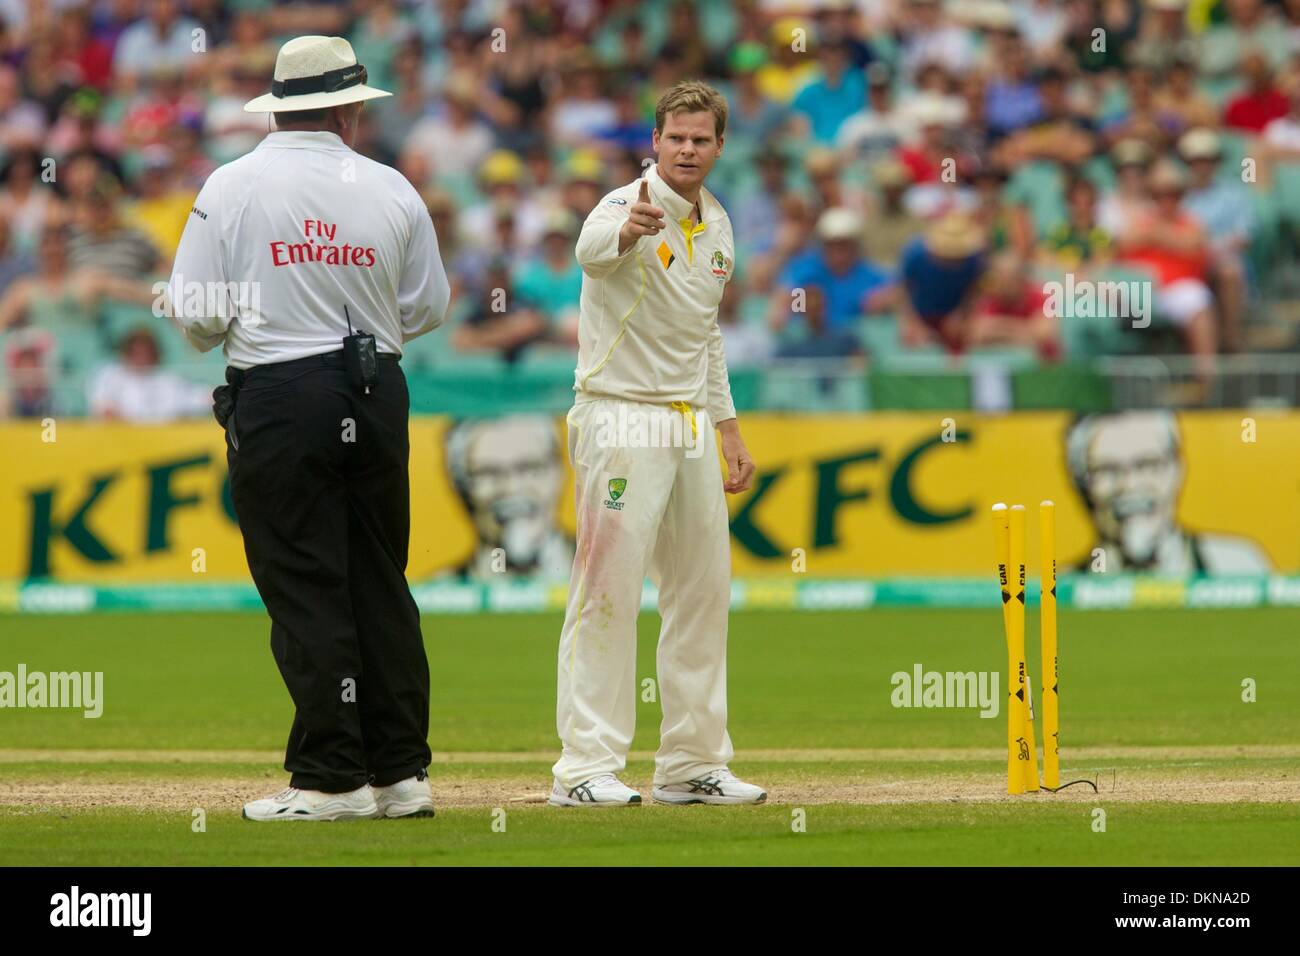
[553,397,734,788]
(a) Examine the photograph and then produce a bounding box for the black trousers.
[225,351,431,792]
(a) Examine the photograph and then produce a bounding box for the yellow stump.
[991,504,1023,795]
[1008,505,1040,792]
[1040,500,1060,790]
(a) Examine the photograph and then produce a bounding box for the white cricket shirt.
[573,162,737,424]
[168,129,450,368]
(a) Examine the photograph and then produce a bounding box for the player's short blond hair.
[654,81,728,139]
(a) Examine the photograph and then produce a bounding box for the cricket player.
[550,81,766,807]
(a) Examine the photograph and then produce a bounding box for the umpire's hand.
[618,178,665,254]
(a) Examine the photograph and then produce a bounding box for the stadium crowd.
[2,0,1300,419]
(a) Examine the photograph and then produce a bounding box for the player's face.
[654,111,723,194]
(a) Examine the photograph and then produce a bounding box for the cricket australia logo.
[709,249,731,282]
[604,477,627,510]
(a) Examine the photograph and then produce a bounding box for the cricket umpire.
[168,36,450,821]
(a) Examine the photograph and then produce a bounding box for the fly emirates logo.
[270,218,377,268]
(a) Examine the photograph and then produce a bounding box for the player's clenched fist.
[617,178,665,254]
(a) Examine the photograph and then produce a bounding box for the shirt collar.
[257,130,350,151]
[645,162,720,223]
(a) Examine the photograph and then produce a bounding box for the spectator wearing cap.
[791,39,866,144]
[112,0,204,89]
[1099,139,1156,241]
[1130,0,1194,74]
[803,148,869,222]
[514,209,585,345]
[1180,128,1253,352]
[756,19,822,104]
[771,207,893,337]
[1115,160,1218,369]
[898,212,987,351]
[461,150,546,257]
[837,63,912,164]
[1223,51,1290,134]
[87,326,209,422]
[725,44,793,147]
[862,159,924,267]
[406,73,495,181]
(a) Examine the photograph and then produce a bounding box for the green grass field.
[2,608,1298,865]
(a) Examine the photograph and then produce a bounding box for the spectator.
[862,159,924,268]
[66,176,160,279]
[0,214,35,297]
[1115,160,1218,374]
[461,150,547,258]
[838,63,913,165]
[514,209,584,345]
[406,73,495,182]
[898,0,976,82]
[0,148,59,255]
[774,284,864,360]
[87,327,209,421]
[791,39,865,144]
[772,208,893,336]
[1180,128,1253,352]
[1223,52,1290,134]
[452,257,547,364]
[2,329,55,419]
[1261,74,1300,158]
[967,252,1060,359]
[111,0,204,88]
[719,278,774,368]
[0,64,46,149]
[123,146,193,260]
[1040,174,1113,271]
[898,212,987,351]
[1099,139,1155,241]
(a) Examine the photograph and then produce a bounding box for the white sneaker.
[372,769,435,819]
[548,773,642,807]
[242,785,378,821]
[652,768,767,805]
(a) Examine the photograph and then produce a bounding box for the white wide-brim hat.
[244,36,391,113]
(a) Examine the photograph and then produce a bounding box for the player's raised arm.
[574,178,664,278]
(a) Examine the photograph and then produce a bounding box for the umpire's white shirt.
[169,129,450,368]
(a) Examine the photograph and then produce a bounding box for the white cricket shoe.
[548,773,642,807]
[372,769,436,819]
[242,785,378,821]
[652,768,768,805]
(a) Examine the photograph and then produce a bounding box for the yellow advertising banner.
[1,411,1296,582]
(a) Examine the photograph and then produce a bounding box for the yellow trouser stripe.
[670,400,697,439]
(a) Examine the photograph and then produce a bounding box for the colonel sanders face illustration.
[1068,411,1183,568]
[445,416,566,574]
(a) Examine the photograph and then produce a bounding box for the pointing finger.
[638,178,650,205]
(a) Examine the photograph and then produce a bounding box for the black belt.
[228,350,400,388]
[214,351,399,427]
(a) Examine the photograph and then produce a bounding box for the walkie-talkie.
[342,304,378,396]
